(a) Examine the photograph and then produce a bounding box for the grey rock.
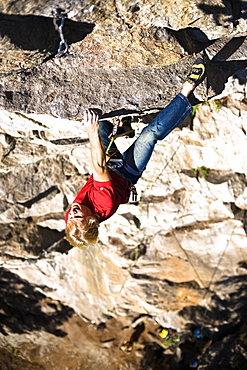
[0,1,247,368]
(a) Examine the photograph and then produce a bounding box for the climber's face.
[67,203,93,224]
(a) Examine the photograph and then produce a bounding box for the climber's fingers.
[82,109,99,134]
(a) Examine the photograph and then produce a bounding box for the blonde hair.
[65,215,99,249]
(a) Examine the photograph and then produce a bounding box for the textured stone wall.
[0,0,246,115]
[0,1,247,368]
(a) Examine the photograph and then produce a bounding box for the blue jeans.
[99,93,192,185]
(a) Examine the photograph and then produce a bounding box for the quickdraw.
[52,8,68,57]
[105,116,135,159]
[105,117,121,159]
[129,185,138,203]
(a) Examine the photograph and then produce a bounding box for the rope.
[171,229,206,289]
[204,225,236,297]
[105,129,134,158]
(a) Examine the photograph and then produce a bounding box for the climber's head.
[65,203,99,248]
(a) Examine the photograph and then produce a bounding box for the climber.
[65,58,206,248]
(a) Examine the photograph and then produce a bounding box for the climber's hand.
[82,109,99,136]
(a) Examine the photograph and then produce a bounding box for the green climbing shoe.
[186,58,205,85]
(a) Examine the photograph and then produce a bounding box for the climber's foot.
[186,57,205,86]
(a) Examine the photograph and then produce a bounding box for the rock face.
[0,0,247,115]
[0,0,247,369]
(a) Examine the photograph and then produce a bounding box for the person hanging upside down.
[65,58,206,248]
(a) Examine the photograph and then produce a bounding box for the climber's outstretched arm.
[82,109,111,182]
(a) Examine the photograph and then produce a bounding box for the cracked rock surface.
[0,1,247,369]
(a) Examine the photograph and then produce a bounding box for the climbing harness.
[52,8,68,57]
[107,158,124,169]
[105,117,138,203]
[107,159,138,203]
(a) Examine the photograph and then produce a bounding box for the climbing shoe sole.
[186,58,205,85]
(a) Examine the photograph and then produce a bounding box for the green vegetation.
[191,104,200,116]
[191,166,211,179]
[210,99,222,112]
[8,347,22,357]
[191,99,224,118]
[191,101,208,117]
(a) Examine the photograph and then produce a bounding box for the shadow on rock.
[207,59,247,97]
[176,27,214,54]
[0,219,72,256]
[0,267,74,336]
[198,0,247,27]
[0,12,94,53]
[178,274,247,340]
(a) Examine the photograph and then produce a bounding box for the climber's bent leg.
[122,93,192,182]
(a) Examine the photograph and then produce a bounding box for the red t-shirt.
[65,171,130,223]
